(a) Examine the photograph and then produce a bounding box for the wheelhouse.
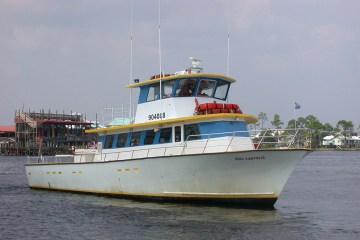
[132,74,235,104]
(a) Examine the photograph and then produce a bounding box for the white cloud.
[227,0,272,30]
[10,25,53,50]
[312,23,355,49]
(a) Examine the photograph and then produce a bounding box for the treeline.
[250,112,358,148]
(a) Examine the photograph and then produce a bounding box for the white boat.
[25,60,311,207]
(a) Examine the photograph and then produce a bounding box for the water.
[1,151,359,239]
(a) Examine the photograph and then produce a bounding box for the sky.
[0,0,359,128]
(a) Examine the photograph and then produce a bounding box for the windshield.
[214,80,230,100]
[175,79,196,97]
[196,79,217,97]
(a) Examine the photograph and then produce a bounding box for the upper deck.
[126,73,236,89]
[127,71,238,124]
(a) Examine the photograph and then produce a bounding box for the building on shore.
[0,126,16,155]
[322,134,360,148]
[0,110,95,155]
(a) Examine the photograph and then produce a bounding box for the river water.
[0,151,359,239]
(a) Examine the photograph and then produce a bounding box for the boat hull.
[25,149,310,207]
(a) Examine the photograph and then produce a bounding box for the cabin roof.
[126,73,236,88]
[86,113,257,134]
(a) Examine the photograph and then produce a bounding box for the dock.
[0,110,95,155]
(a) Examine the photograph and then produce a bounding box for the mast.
[158,0,163,117]
[129,0,134,121]
[227,18,230,77]
[226,16,230,103]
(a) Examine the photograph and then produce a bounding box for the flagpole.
[294,102,301,130]
[294,107,297,130]
[294,102,301,147]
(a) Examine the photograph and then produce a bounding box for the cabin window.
[196,79,216,97]
[159,127,172,143]
[144,130,156,145]
[130,131,141,146]
[146,80,176,101]
[175,79,196,97]
[175,126,181,142]
[184,124,200,141]
[214,80,230,100]
[116,133,128,148]
[198,121,249,138]
[162,80,176,98]
[104,135,114,148]
[147,83,160,102]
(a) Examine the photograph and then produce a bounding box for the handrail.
[99,128,309,161]
[18,112,37,128]
[225,132,236,152]
[256,129,268,148]
[28,128,311,164]
[287,129,299,148]
[202,134,211,154]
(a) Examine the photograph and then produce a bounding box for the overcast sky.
[1,0,359,128]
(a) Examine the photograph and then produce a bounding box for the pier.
[0,110,95,156]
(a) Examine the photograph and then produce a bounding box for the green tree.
[287,117,306,129]
[337,120,354,148]
[337,120,353,137]
[304,115,323,130]
[304,115,324,148]
[296,117,306,129]
[257,112,268,129]
[337,120,353,136]
[287,119,296,129]
[322,123,334,133]
[271,114,283,129]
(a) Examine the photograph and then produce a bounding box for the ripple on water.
[1,152,360,239]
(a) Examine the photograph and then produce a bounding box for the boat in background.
[25,59,312,207]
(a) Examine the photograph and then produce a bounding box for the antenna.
[129,0,133,121]
[158,0,163,117]
[226,15,230,103]
[227,16,230,76]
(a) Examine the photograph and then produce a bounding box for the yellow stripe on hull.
[28,186,278,199]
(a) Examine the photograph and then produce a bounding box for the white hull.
[25,149,310,207]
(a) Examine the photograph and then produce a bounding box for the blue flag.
[295,102,301,110]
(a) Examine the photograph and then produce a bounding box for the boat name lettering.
[148,112,165,121]
[235,156,265,161]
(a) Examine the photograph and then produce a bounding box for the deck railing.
[251,128,311,149]
[27,128,311,164]
[27,155,74,164]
